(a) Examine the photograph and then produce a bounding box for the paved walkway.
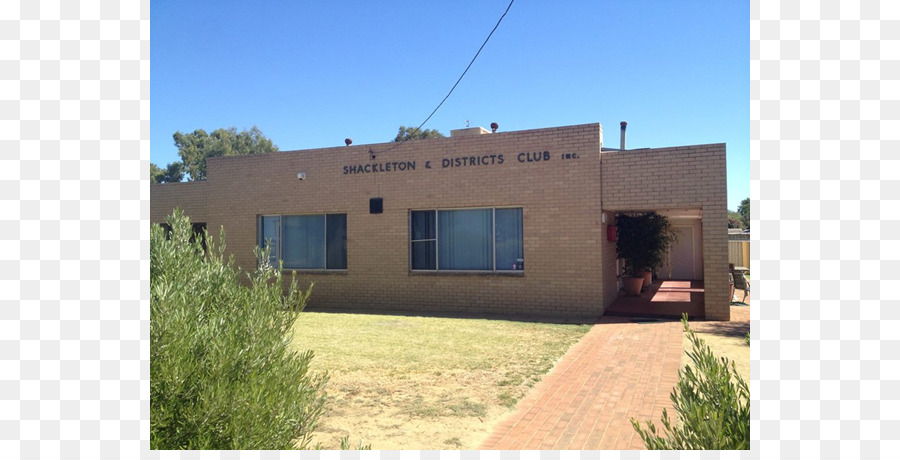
[480,316,684,450]
[604,280,705,320]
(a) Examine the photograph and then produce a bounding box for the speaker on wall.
[369,197,383,214]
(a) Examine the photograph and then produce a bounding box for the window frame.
[258,213,347,271]
[409,206,524,273]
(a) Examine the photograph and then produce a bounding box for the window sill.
[409,270,524,277]
[281,269,348,276]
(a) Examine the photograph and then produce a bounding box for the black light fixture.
[369,197,383,214]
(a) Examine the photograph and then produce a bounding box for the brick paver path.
[481,316,684,450]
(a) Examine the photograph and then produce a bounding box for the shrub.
[615,212,678,277]
[150,209,327,449]
[631,314,750,450]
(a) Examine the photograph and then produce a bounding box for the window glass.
[438,209,493,270]
[326,214,347,270]
[411,210,436,240]
[495,208,524,270]
[259,214,347,270]
[282,215,325,269]
[260,216,281,266]
[411,240,436,270]
[410,207,523,272]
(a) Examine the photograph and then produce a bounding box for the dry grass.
[289,312,591,450]
[682,306,751,383]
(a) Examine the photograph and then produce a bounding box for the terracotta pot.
[638,271,652,289]
[624,277,644,297]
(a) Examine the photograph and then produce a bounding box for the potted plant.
[641,212,678,287]
[615,213,649,296]
[615,212,678,296]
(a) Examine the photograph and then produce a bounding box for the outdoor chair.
[732,271,750,303]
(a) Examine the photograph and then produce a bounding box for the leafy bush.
[631,314,750,450]
[151,209,327,449]
[745,331,750,346]
[615,212,678,277]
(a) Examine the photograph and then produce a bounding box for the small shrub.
[631,314,750,450]
[151,209,327,449]
[443,437,463,448]
[314,436,372,450]
[339,436,372,450]
[745,331,750,346]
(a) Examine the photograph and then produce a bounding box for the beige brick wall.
[150,181,209,224]
[149,126,730,321]
[601,211,620,311]
[600,144,729,320]
[153,123,606,319]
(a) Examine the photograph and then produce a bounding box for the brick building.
[150,122,730,320]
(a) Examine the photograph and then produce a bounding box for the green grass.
[443,437,463,448]
[291,312,590,386]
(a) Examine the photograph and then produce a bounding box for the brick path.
[480,316,684,450]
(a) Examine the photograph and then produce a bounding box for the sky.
[151,0,749,211]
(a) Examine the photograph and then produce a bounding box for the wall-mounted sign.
[343,161,417,175]
[341,150,581,175]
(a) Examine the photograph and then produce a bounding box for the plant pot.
[638,271,652,289]
[624,277,644,297]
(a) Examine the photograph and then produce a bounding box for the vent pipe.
[620,121,627,150]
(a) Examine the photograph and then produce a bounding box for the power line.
[370,0,516,156]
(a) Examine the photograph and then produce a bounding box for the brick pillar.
[702,203,730,320]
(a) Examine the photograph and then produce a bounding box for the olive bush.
[631,314,750,450]
[151,209,326,449]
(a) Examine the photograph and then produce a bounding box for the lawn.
[289,312,591,450]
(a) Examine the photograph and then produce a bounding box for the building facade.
[151,123,730,320]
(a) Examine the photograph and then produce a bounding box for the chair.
[732,271,750,303]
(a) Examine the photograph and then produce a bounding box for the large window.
[259,214,347,270]
[410,208,523,271]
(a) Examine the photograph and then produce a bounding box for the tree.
[150,162,164,182]
[737,198,750,229]
[174,126,278,181]
[150,161,185,184]
[392,125,446,142]
[727,210,745,229]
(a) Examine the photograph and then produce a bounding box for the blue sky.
[151,1,749,211]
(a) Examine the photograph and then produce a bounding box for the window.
[258,214,347,270]
[158,222,207,251]
[410,208,523,271]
